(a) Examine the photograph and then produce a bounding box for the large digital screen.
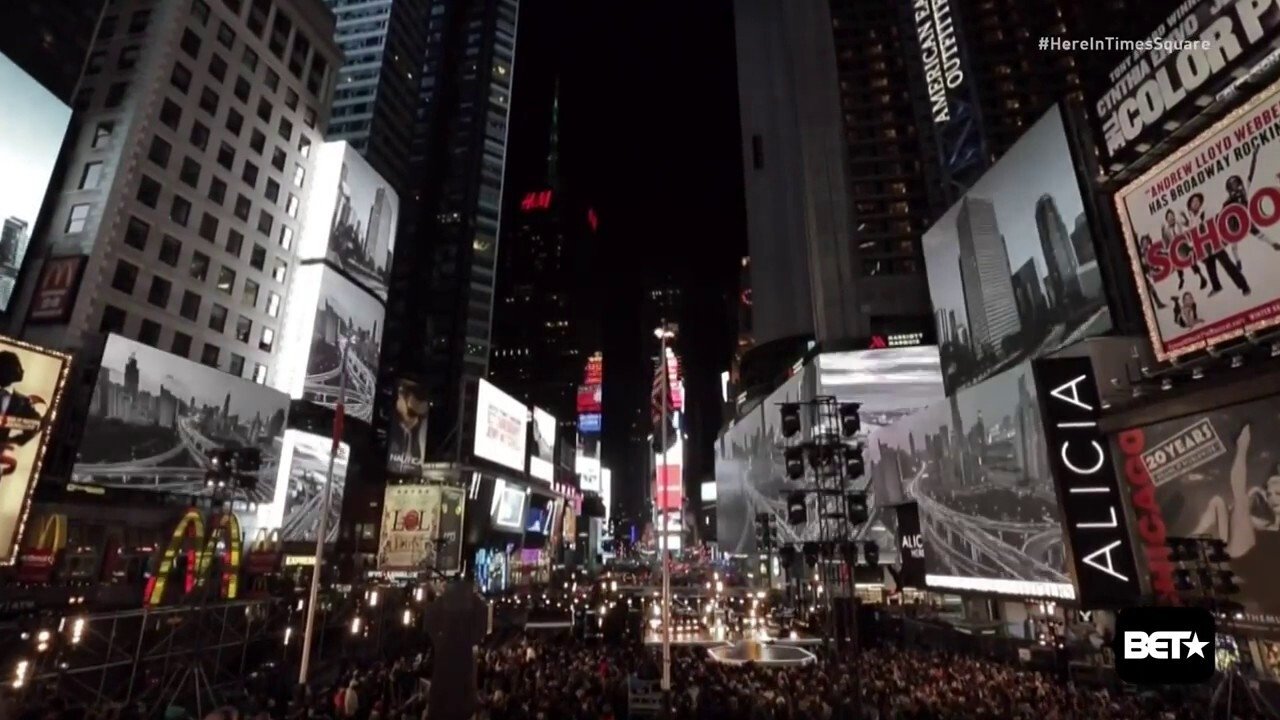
[473,379,527,472]
[387,377,428,476]
[490,478,527,532]
[866,360,1074,599]
[0,54,71,312]
[266,430,349,542]
[1115,79,1280,363]
[74,335,289,508]
[576,435,601,494]
[715,367,809,554]
[528,406,555,482]
[924,107,1109,397]
[0,336,68,564]
[301,142,398,300]
[378,484,462,572]
[1114,393,1280,637]
[275,264,385,423]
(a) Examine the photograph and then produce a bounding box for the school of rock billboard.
[1114,394,1280,637]
[1115,78,1280,363]
[0,336,68,564]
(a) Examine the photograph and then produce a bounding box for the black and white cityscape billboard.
[272,430,348,543]
[303,142,398,300]
[276,265,384,423]
[866,360,1074,599]
[73,335,290,509]
[528,406,556,483]
[924,107,1110,397]
[1114,394,1280,637]
[0,54,71,311]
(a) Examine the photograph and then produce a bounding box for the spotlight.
[1231,355,1245,369]
[1272,341,1280,358]
[802,542,820,567]
[838,403,862,437]
[840,541,859,566]
[1191,367,1204,380]
[845,492,868,524]
[780,403,801,438]
[786,492,807,525]
[1160,377,1173,391]
[863,540,879,566]
[806,443,835,471]
[778,545,798,571]
[784,446,806,480]
[843,444,865,478]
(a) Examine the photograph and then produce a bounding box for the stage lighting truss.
[780,403,802,438]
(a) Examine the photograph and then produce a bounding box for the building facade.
[9,0,341,390]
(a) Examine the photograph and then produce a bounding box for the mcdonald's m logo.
[27,256,86,324]
[145,509,242,606]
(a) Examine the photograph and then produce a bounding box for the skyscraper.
[9,0,342,389]
[0,219,29,269]
[324,0,429,199]
[379,0,519,458]
[956,197,1019,357]
[1035,194,1081,311]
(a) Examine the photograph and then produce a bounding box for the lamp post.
[653,323,676,692]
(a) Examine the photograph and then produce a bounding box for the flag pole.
[298,342,347,686]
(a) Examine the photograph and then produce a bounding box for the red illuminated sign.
[576,385,602,413]
[583,353,603,385]
[587,208,599,232]
[655,462,683,511]
[521,190,553,212]
[664,350,683,411]
[28,255,86,324]
[869,335,888,349]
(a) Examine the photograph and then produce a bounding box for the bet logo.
[1113,607,1215,684]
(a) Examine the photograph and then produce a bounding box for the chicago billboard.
[74,335,289,511]
[924,107,1109,396]
[301,142,398,300]
[0,337,68,564]
[1115,394,1280,636]
[867,360,1074,599]
[0,54,71,312]
[1115,79,1280,362]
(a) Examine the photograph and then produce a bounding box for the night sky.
[503,0,746,522]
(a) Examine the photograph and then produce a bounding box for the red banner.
[655,462,682,511]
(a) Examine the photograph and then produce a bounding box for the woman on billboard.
[1190,425,1280,588]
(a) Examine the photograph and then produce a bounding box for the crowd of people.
[12,616,1274,719]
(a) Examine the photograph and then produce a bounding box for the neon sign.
[587,208,599,232]
[145,509,242,605]
[521,190,553,212]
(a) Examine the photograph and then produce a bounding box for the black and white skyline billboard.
[924,107,1110,397]
[867,360,1074,599]
[303,142,399,300]
[73,336,290,511]
[273,430,348,543]
[0,54,71,311]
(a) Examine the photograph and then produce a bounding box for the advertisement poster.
[274,430,348,543]
[378,484,443,572]
[0,337,67,563]
[303,268,384,423]
[0,55,71,312]
[924,108,1109,396]
[1093,0,1280,160]
[73,335,289,505]
[437,485,464,573]
[472,380,527,472]
[1114,394,1280,636]
[528,407,555,482]
[1116,80,1280,362]
[388,378,428,476]
[895,502,926,588]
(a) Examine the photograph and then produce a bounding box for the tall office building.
[377,0,519,458]
[324,0,428,198]
[956,197,1019,358]
[10,0,341,387]
[490,91,600,424]
[1034,194,1081,310]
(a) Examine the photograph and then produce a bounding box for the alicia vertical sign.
[1034,356,1142,608]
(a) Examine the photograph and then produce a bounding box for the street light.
[653,322,676,692]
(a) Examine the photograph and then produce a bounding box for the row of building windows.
[99,303,268,382]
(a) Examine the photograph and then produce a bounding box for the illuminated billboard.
[924,107,1109,396]
[378,484,464,572]
[576,435,602,494]
[388,377,428,476]
[866,360,1074,599]
[301,142,398,300]
[655,432,683,512]
[528,406,555,482]
[269,430,348,543]
[1115,78,1280,363]
[275,264,385,423]
[0,336,68,564]
[473,379,528,472]
[74,335,289,508]
[490,477,527,532]
[0,54,72,312]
